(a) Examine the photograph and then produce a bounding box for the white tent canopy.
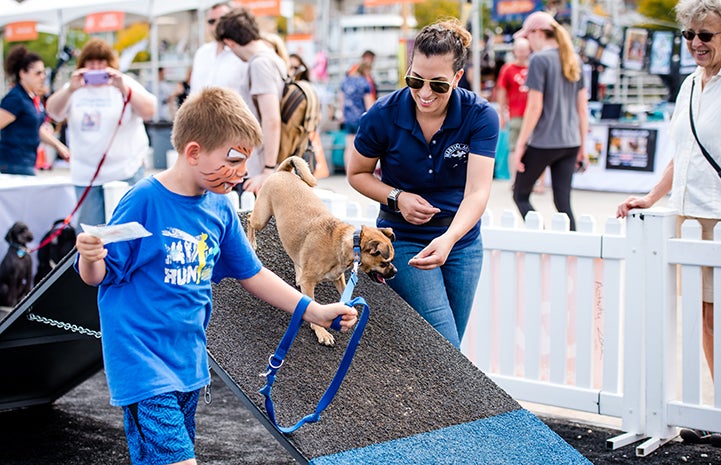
[0,0,217,26]
[0,0,219,106]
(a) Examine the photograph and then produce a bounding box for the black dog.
[34,219,77,285]
[0,222,34,307]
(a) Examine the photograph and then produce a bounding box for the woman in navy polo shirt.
[347,19,498,349]
[0,45,69,175]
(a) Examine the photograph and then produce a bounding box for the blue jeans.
[74,166,145,227]
[388,235,483,349]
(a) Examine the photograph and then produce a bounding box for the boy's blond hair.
[172,87,263,154]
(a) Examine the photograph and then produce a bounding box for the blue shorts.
[123,390,200,465]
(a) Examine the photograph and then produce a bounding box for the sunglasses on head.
[681,30,721,42]
[404,75,452,94]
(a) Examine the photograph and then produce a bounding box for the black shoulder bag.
[689,79,721,179]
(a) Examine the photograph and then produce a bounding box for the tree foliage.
[637,0,678,26]
[414,0,461,30]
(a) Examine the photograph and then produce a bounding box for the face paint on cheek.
[201,164,246,193]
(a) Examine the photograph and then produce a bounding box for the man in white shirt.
[216,7,285,195]
[189,2,247,96]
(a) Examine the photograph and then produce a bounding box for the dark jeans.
[513,145,579,231]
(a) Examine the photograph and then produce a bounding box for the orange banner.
[84,11,125,33]
[5,21,38,42]
[495,0,536,15]
[237,0,280,16]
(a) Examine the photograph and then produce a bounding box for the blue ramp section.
[207,215,591,464]
[311,410,591,465]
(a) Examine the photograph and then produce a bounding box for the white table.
[572,121,672,193]
[0,174,77,272]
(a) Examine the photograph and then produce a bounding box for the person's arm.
[363,92,375,110]
[45,70,85,121]
[496,87,508,129]
[347,149,440,224]
[38,122,70,161]
[239,267,358,331]
[513,89,543,172]
[0,108,16,130]
[408,154,495,270]
[113,71,157,121]
[616,160,674,218]
[576,87,589,167]
[243,92,281,194]
[75,232,107,286]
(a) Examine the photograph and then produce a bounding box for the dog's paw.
[311,325,335,347]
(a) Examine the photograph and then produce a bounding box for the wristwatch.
[387,188,403,212]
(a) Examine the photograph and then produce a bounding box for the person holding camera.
[46,38,156,227]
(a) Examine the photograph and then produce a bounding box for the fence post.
[637,208,678,456]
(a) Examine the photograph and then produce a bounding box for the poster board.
[606,126,657,172]
[622,28,648,71]
[648,31,674,75]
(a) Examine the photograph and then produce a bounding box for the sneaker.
[680,428,711,444]
[710,433,721,448]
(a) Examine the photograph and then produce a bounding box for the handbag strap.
[689,79,721,179]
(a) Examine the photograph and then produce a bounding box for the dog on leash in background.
[248,156,397,346]
[34,219,77,285]
[0,222,34,307]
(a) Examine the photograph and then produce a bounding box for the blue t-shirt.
[340,75,371,127]
[0,85,44,170]
[354,87,498,247]
[85,176,262,406]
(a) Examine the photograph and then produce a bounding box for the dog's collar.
[352,229,362,273]
[9,242,29,258]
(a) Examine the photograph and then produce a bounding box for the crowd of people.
[1,0,720,461]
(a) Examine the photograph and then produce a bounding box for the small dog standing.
[248,156,397,346]
[0,222,34,308]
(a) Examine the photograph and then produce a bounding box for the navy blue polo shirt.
[354,87,498,247]
[0,85,44,172]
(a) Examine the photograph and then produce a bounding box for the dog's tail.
[278,156,318,188]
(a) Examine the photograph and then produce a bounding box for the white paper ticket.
[81,222,152,244]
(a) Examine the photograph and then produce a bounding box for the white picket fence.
[316,191,721,457]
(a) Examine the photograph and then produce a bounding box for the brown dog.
[248,156,397,346]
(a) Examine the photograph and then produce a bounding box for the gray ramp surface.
[207,215,521,461]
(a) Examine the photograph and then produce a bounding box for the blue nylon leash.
[259,230,367,434]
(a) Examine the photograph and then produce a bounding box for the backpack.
[278,78,321,169]
[248,54,321,170]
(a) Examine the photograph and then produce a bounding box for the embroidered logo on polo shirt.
[444,143,469,168]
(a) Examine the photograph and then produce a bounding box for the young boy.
[75,87,358,465]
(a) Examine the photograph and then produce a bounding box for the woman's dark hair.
[4,45,42,84]
[413,18,473,73]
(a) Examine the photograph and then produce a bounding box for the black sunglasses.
[681,30,721,43]
[404,75,452,94]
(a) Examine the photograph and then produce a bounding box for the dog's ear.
[379,227,395,242]
[366,240,393,260]
[6,223,21,243]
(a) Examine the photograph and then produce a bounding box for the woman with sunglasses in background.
[617,0,721,447]
[511,11,588,232]
[0,45,69,175]
[347,18,498,349]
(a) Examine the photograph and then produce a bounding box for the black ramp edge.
[0,250,102,411]
[207,214,520,461]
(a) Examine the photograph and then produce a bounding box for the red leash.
[31,88,133,253]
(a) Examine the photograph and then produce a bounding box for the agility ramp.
[0,252,102,411]
[207,215,592,464]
